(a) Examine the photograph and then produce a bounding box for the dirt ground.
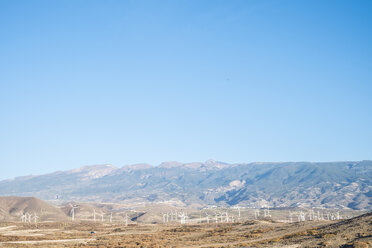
[0,213,370,248]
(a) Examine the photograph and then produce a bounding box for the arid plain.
[0,202,370,248]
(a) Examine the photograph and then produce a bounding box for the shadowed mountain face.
[0,160,371,210]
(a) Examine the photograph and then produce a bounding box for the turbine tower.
[125,213,128,226]
[254,209,260,219]
[33,213,39,224]
[26,212,32,223]
[69,204,79,221]
[162,213,166,223]
[179,212,186,224]
[21,213,26,223]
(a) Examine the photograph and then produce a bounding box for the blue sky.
[0,0,371,179]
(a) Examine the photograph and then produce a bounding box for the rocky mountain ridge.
[0,160,371,210]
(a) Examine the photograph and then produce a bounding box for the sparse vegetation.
[0,212,370,247]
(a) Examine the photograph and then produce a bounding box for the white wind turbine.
[69,204,79,221]
[179,212,186,224]
[205,213,210,223]
[171,211,176,221]
[312,210,316,221]
[109,213,113,223]
[237,206,241,220]
[300,211,305,222]
[264,207,271,217]
[93,209,96,222]
[100,211,104,222]
[162,213,166,223]
[26,212,32,223]
[185,213,189,224]
[33,212,39,224]
[20,213,26,223]
[254,209,260,219]
[125,213,128,226]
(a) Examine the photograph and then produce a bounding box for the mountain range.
[0,160,371,210]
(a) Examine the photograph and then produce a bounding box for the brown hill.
[267,212,372,247]
[0,196,67,221]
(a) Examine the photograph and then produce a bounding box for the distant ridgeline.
[0,160,371,210]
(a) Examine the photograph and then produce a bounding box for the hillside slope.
[0,160,371,210]
[0,196,67,221]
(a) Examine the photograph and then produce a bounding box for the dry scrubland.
[0,213,370,248]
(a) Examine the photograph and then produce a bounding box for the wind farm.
[1,0,371,246]
[0,160,371,247]
[0,196,370,247]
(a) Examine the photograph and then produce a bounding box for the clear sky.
[0,0,371,180]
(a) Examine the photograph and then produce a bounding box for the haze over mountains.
[0,160,371,210]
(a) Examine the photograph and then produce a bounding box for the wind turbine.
[26,212,31,223]
[69,204,79,221]
[20,213,26,223]
[254,209,260,219]
[308,210,313,221]
[125,213,128,226]
[300,211,305,222]
[205,213,210,223]
[33,212,39,224]
[100,211,104,222]
[93,209,96,222]
[185,213,189,224]
[179,212,186,224]
[162,213,166,223]
[110,213,113,223]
